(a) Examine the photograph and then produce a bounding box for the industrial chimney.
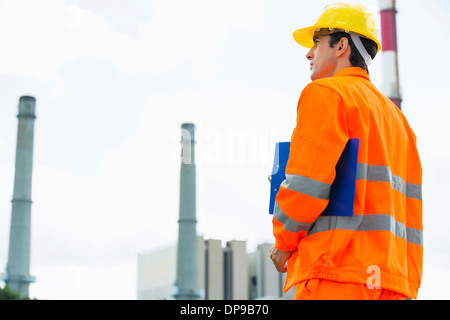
[5,96,37,297]
[175,123,200,300]
[380,0,401,109]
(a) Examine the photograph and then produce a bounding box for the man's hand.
[269,245,293,273]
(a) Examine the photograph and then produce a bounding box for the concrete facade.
[137,245,177,300]
[224,240,248,300]
[205,239,223,300]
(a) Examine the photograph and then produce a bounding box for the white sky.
[0,0,449,300]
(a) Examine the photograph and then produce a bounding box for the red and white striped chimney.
[380,0,401,110]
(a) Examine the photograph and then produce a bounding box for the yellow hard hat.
[293,3,381,52]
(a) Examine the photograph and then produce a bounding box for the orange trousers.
[295,279,407,300]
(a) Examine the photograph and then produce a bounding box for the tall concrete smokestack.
[175,123,199,300]
[380,0,401,110]
[5,96,37,297]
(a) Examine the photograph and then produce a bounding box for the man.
[270,3,423,300]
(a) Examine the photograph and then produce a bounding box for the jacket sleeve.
[273,82,349,251]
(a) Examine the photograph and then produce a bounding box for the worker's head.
[293,3,380,80]
[306,28,378,80]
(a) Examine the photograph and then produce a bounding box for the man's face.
[306,34,337,81]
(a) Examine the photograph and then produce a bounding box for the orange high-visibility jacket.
[273,67,423,299]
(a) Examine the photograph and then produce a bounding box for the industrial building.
[137,237,294,300]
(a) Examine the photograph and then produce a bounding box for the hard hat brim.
[293,26,316,49]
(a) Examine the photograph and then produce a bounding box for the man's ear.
[336,37,349,57]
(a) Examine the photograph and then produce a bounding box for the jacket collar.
[333,67,370,81]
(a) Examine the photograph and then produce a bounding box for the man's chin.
[310,70,327,81]
[310,72,320,81]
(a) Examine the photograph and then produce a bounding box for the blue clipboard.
[269,142,291,214]
[269,138,359,216]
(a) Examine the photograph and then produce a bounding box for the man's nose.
[306,47,314,60]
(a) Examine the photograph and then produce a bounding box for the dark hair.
[328,32,378,73]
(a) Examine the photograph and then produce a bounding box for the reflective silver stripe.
[356,163,422,200]
[281,174,331,200]
[308,214,423,246]
[406,183,422,201]
[273,202,314,233]
[406,227,423,246]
